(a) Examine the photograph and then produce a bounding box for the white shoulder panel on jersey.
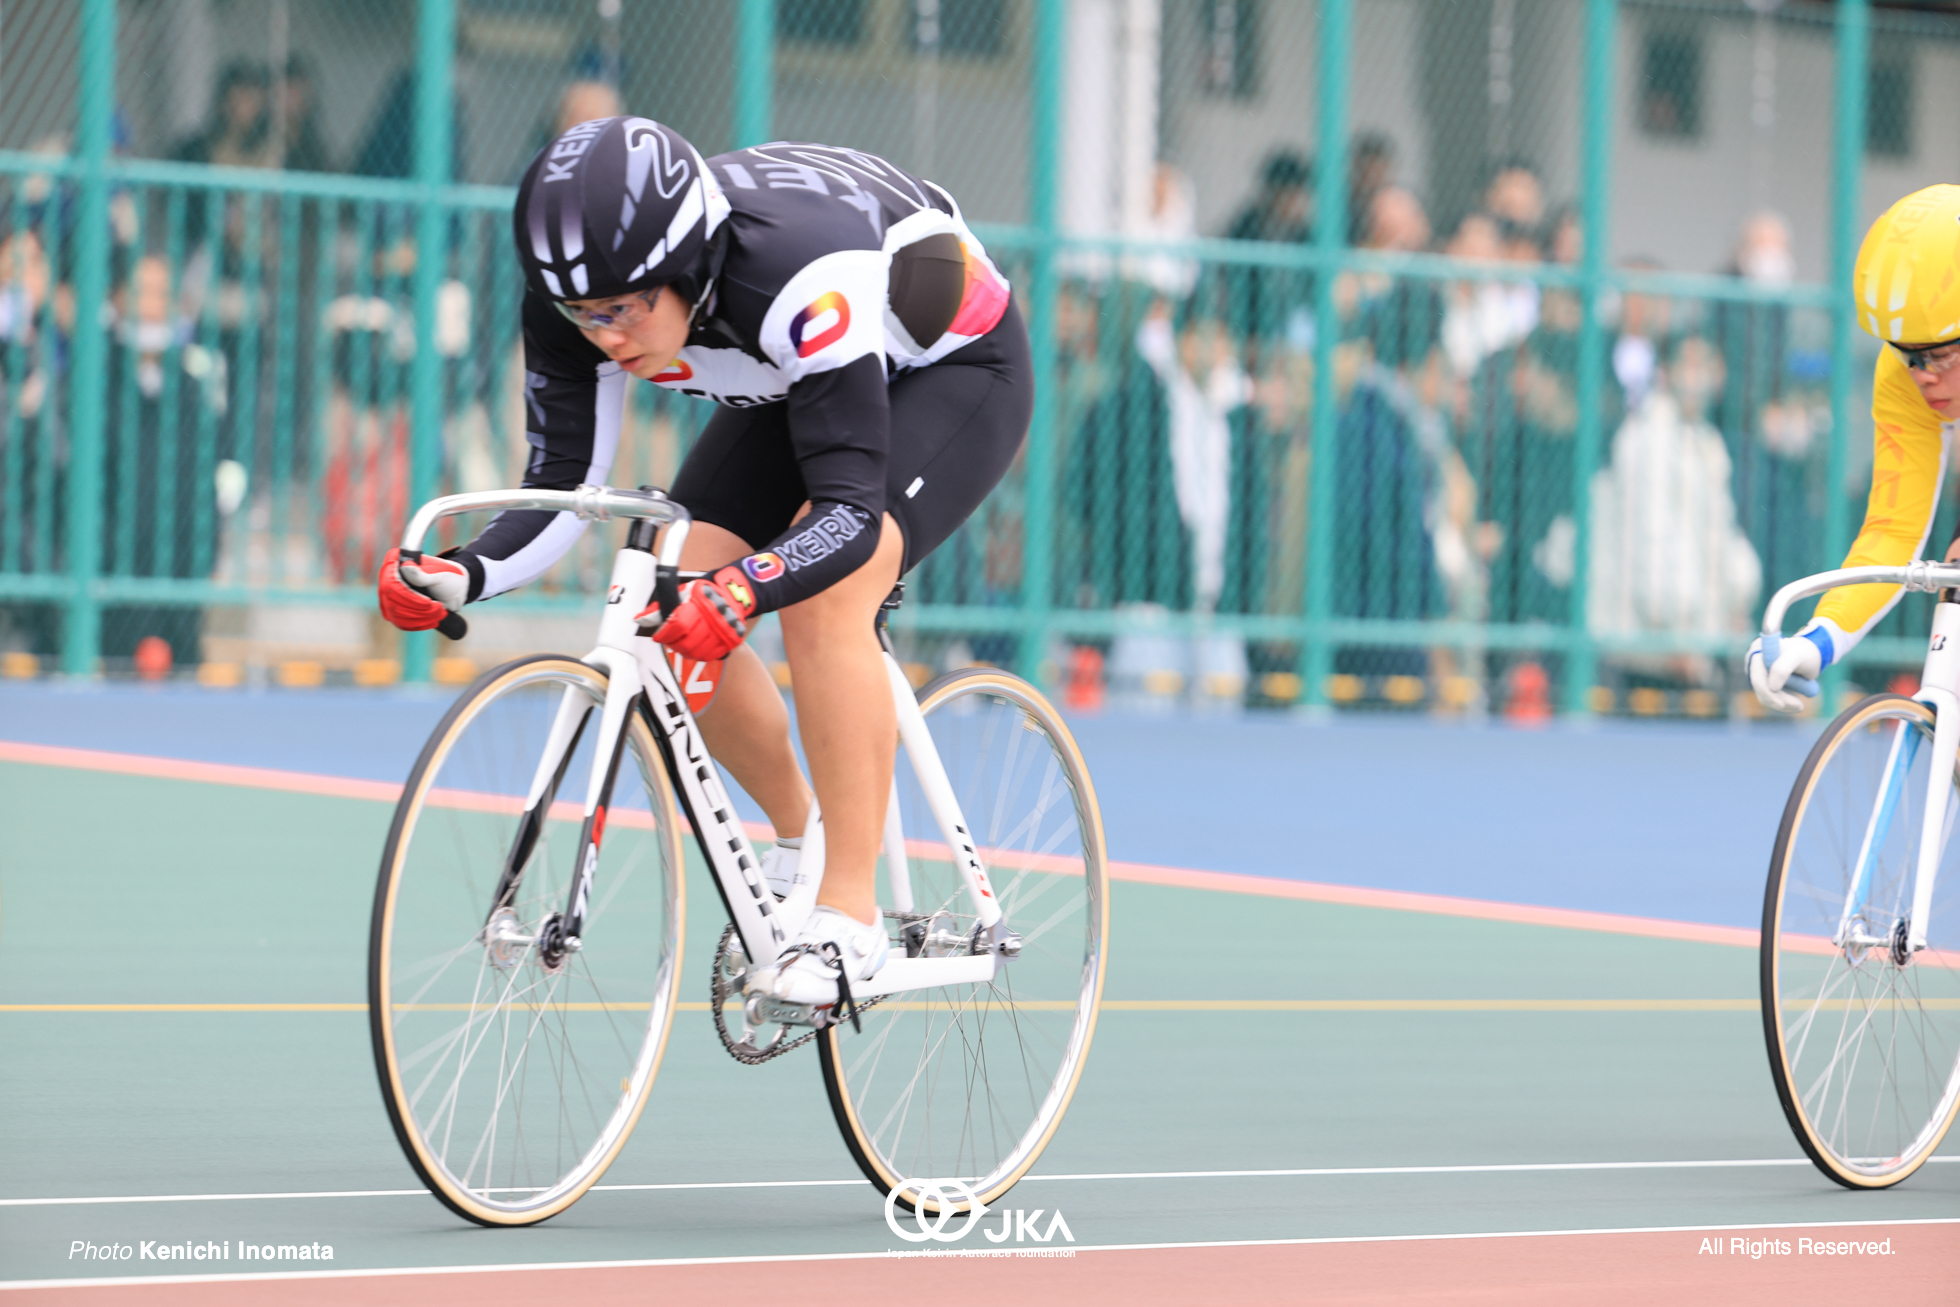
[758,248,890,383]
[877,202,1010,370]
[649,344,789,408]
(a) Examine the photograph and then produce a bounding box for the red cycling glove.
[638,566,756,662]
[378,547,469,631]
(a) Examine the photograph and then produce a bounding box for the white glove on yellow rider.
[1746,624,1830,715]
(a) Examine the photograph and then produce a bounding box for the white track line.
[9,1156,1955,1208]
[6,1217,1960,1292]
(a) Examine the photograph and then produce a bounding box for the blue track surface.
[0,681,1814,929]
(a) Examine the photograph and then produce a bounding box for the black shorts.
[670,300,1032,574]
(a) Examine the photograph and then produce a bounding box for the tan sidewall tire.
[820,667,1110,1213]
[369,655,686,1226]
[1762,692,1960,1189]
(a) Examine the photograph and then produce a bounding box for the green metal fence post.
[61,0,116,677]
[1016,0,1064,686]
[1299,0,1352,710]
[1827,0,1868,574]
[1561,0,1618,716]
[405,0,458,684]
[734,0,775,149]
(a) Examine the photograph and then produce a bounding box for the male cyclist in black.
[376,118,1030,1011]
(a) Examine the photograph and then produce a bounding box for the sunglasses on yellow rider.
[1890,338,1960,376]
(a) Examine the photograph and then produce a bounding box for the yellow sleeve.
[1815,350,1948,644]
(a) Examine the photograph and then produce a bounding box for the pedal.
[745,991,824,1030]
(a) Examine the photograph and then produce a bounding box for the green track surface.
[2,761,1955,1281]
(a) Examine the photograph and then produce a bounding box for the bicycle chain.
[709,923,895,1066]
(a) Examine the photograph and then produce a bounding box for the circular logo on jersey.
[652,358,693,384]
[789,292,850,359]
[744,553,786,583]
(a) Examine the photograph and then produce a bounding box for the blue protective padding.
[1758,631,1820,697]
[1802,625,1836,668]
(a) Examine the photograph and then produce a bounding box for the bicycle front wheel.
[820,667,1109,1212]
[370,655,686,1225]
[1764,692,1960,1188]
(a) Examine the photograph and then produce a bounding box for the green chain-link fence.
[0,0,1939,715]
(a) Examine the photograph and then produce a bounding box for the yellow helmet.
[1855,184,1960,345]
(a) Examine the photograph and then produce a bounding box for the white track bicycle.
[1759,562,1960,1187]
[367,484,1109,1226]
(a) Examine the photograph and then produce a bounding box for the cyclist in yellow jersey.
[1750,184,1960,713]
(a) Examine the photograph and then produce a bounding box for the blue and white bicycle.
[1760,562,1960,1187]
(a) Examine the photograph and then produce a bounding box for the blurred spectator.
[276,54,336,173]
[1227,150,1313,243]
[1441,212,1535,381]
[1347,132,1395,244]
[1136,305,1252,615]
[173,61,277,169]
[1331,191,1448,669]
[1219,150,1313,361]
[1572,258,1761,679]
[1061,289,1189,612]
[1482,158,1546,243]
[1731,211,1794,286]
[554,80,624,135]
[355,68,468,180]
[1331,355,1446,646]
[517,79,626,183]
[1712,211,1809,602]
[1363,185,1429,253]
[102,255,224,665]
[171,62,282,267]
[1124,162,1199,299]
[1509,205,1587,625]
[1613,257,1668,413]
[0,229,69,654]
[1347,187,1442,372]
[1585,344,1762,674]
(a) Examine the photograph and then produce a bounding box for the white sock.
[763,840,802,898]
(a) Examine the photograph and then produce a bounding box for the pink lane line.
[1107,860,1761,949]
[3,737,1757,948]
[0,739,405,804]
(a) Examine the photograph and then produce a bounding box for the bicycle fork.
[1849,602,1960,957]
[1903,613,1960,957]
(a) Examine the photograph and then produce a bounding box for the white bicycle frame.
[400,484,1010,1002]
[1762,560,1960,954]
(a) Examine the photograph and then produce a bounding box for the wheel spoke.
[825,672,1104,1204]
[372,660,683,1223]
[1768,698,1960,1186]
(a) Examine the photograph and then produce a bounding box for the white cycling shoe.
[746,905,889,1009]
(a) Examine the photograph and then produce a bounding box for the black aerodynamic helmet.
[513,116,730,304]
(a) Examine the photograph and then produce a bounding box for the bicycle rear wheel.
[1763,692,1960,1188]
[370,655,686,1225]
[819,667,1108,1212]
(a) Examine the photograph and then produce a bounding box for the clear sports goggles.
[553,285,664,331]
[1890,337,1960,376]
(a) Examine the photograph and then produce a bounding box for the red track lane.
[10,1224,1955,1306]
